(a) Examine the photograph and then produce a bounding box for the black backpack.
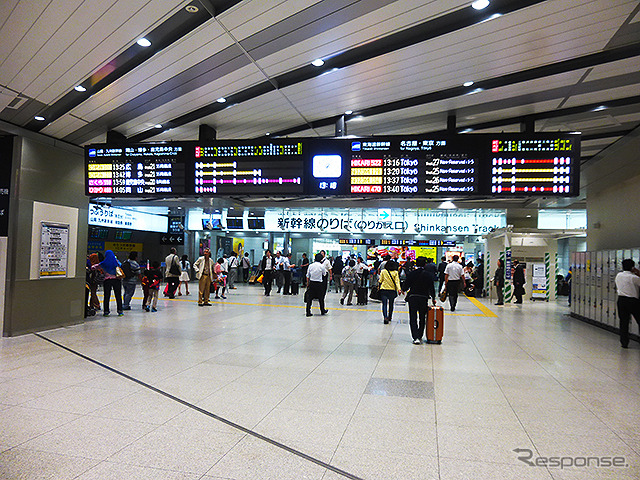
[121,260,134,279]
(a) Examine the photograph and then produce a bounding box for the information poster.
[40,223,69,277]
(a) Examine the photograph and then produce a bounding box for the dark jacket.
[513,264,525,286]
[403,267,436,301]
[437,261,447,282]
[424,263,438,282]
[494,266,504,288]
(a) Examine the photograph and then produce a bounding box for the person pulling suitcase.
[403,256,438,344]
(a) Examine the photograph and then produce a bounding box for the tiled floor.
[1,284,639,479]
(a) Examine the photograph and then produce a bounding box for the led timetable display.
[193,142,303,194]
[86,145,186,195]
[85,133,580,198]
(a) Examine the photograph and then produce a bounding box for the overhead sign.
[88,204,168,233]
[85,133,580,199]
[264,208,505,235]
[160,234,184,245]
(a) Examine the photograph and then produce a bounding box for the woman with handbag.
[92,249,124,316]
[379,260,403,324]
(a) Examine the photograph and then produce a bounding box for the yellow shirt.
[379,269,401,291]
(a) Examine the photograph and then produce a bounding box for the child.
[214,258,227,299]
[142,261,162,312]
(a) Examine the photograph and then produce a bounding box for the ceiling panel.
[32,0,190,104]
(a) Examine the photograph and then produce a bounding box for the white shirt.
[322,258,332,275]
[280,257,291,271]
[228,256,238,268]
[444,261,464,280]
[355,261,367,275]
[307,262,326,282]
[615,271,640,298]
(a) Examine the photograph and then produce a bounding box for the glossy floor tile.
[1,284,639,479]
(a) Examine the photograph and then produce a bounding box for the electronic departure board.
[193,141,304,195]
[85,133,579,198]
[86,144,186,195]
[489,137,575,195]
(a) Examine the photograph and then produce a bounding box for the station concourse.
[2,1,640,479]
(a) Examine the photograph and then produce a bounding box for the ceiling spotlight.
[472,0,490,10]
[311,59,325,67]
[185,5,199,13]
[463,81,474,87]
[137,38,152,47]
[526,214,532,218]
[216,97,226,103]
[265,132,270,136]
[154,124,163,129]
[344,110,353,115]
[34,115,45,121]
[74,85,87,92]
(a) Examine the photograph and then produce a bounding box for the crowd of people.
[85,247,498,345]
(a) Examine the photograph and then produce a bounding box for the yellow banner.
[105,242,143,253]
[411,246,437,261]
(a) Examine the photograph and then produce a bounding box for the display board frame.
[39,222,69,278]
[85,133,580,199]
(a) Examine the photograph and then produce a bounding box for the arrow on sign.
[378,209,391,220]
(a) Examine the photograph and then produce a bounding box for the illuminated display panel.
[193,141,304,195]
[349,139,478,195]
[338,238,375,245]
[489,136,579,195]
[85,133,579,198]
[86,144,186,196]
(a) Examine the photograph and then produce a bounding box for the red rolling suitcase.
[426,306,444,344]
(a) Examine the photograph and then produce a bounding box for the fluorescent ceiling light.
[74,85,86,92]
[460,128,474,133]
[137,38,152,47]
[463,81,474,87]
[311,59,324,67]
[472,0,490,10]
[593,105,607,112]
[216,97,226,103]
[34,115,45,121]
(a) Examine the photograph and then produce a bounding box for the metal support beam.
[335,115,346,137]
[106,130,127,143]
[447,114,456,134]
[198,124,217,141]
[520,116,535,133]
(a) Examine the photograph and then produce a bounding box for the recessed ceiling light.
[74,85,86,92]
[463,81,474,87]
[137,38,152,47]
[472,0,490,10]
[185,5,199,13]
[526,215,532,218]
[344,110,353,115]
[34,115,45,121]
[438,201,457,209]
[154,124,163,129]
[311,59,324,67]
[265,132,270,136]
[216,97,226,103]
